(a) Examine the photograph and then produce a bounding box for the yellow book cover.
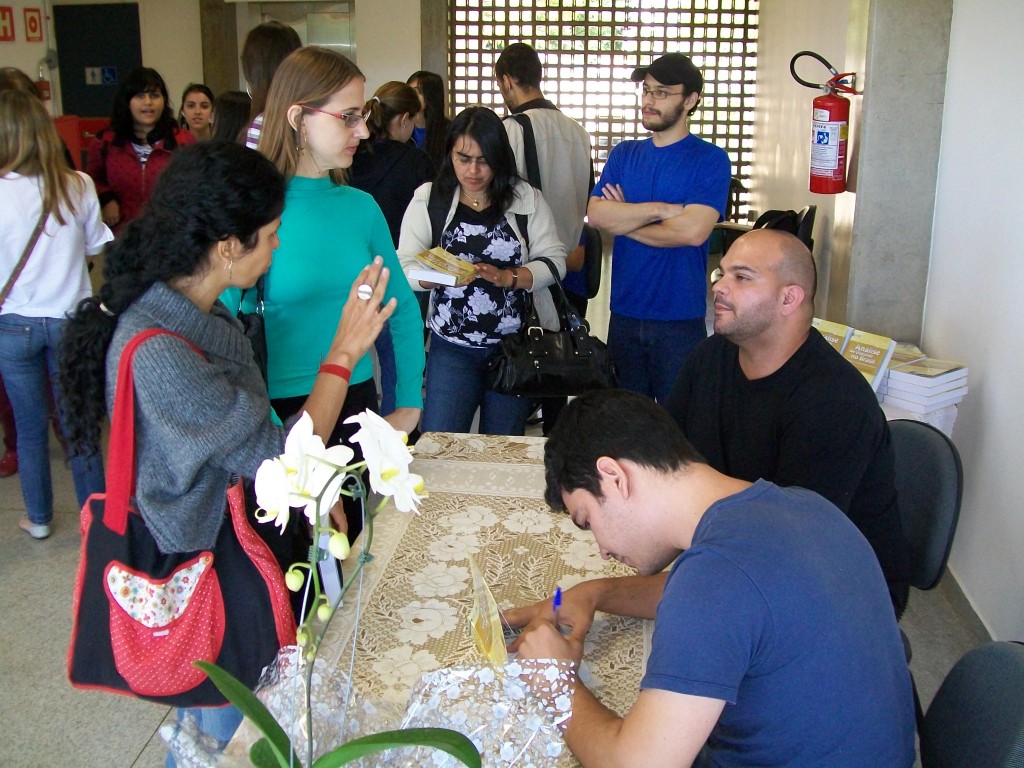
[414,247,476,282]
[842,329,897,391]
[812,318,854,353]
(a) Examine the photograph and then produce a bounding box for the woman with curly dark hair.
[86,67,194,236]
[59,140,393,761]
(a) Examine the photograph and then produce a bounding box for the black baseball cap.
[631,53,704,94]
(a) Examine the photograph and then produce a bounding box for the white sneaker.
[19,518,50,539]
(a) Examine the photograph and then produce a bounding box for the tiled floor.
[0,433,992,767]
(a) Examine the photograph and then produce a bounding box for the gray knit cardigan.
[105,282,285,553]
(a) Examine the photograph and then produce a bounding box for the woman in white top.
[0,90,111,539]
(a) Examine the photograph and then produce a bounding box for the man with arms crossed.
[509,389,915,767]
[664,228,910,613]
[588,53,731,402]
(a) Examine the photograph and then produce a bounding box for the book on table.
[887,357,967,388]
[411,247,476,287]
[842,329,897,392]
[883,386,969,414]
[812,318,854,353]
[884,370,968,397]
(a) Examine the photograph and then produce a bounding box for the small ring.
[356,283,373,301]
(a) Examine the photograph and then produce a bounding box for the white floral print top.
[427,204,527,347]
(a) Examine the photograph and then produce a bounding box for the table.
[222,432,651,767]
[319,432,651,720]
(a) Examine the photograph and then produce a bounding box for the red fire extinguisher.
[790,51,859,195]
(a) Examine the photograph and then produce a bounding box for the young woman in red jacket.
[87,67,194,236]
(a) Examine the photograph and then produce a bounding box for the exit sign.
[0,7,15,42]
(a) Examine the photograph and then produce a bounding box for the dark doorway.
[54,4,142,118]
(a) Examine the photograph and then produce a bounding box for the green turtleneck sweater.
[225,175,424,407]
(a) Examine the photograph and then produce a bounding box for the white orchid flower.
[254,457,292,532]
[345,409,424,512]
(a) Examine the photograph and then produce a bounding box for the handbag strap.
[106,328,205,535]
[238,275,265,314]
[530,256,588,332]
[0,210,48,310]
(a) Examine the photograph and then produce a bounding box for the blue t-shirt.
[643,481,915,767]
[595,134,731,321]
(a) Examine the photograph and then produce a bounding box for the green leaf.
[250,738,283,768]
[311,728,481,768]
[192,661,304,768]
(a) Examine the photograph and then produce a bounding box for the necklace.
[461,190,485,209]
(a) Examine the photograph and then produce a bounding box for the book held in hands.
[410,247,476,287]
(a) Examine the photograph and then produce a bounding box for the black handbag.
[488,257,616,398]
[237,276,268,384]
[67,329,295,706]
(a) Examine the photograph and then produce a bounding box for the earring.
[224,258,233,281]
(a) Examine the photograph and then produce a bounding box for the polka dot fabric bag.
[67,329,295,706]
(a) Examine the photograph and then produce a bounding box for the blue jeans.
[422,333,533,435]
[0,314,104,524]
[165,705,243,767]
[607,314,707,403]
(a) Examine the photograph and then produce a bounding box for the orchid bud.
[296,628,309,648]
[328,531,351,561]
[317,602,333,622]
[285,568,305,592]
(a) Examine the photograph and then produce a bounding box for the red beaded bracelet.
[319,363,352,383]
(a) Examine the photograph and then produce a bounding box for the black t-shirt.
[664,329,909,588]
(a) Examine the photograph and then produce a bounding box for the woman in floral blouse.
[397,106,566,435]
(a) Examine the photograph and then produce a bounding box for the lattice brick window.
[449,0,758,220]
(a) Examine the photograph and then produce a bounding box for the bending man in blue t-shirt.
[588,54,732,402]
[506,389,915,768]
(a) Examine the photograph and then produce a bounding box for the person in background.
[397,106,566,436]
[0,90,110,539]
[1,66,75,168]
[494,42,594,435]
[241,20,302,150]
[59,139,393,766]
[179,83,214,141]
[349,81,435,415]
[212,90,253,144]
[406,70,450,170]
[587,53,731,403]
[87,67,195,236]
[248,46,424,539]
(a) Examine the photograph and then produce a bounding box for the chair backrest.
[581,223,603,300]
[890,419,963,591]
[795,204,816,252]
[921,641,1024,768]
[724,176,745,222]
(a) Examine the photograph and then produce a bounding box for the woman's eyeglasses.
[300,105,368,128]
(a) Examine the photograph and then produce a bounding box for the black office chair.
[892,419,963,592]
[920,641,1024,767]
[891,419,964,729]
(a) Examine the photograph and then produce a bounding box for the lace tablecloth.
[220,433,650,767]
[322,432,650,716]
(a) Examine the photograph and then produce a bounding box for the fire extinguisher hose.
[790,51,859,94]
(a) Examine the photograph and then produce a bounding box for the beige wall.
[927,0,1024,640]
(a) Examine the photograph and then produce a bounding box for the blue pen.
[553,586,562,627]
